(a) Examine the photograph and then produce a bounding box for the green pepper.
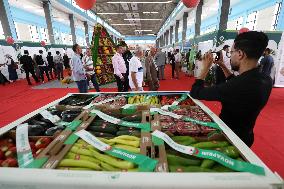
[192,141,230,149]
[200,159,216,169]
[167,154,201,166]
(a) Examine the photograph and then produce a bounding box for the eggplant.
[28,125,45,136]
[45,126,64,136]
[39,118,55,128]
[49,110,63,118]
[29,120,49,130]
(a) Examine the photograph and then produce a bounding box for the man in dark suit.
[47,52,56,79]
[20,50,39,85]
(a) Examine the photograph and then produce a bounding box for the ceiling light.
[146,34,156,36]
[135,30,153,31]
[107,1,172,4]
[112,24,137,26]
[124,18,162,21]
[143,12,159,14]
[97,13,125,15]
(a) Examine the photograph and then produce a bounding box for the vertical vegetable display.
[91,24,116,85]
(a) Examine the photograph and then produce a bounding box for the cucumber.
[58,159,101,170]
[90,132,115,138]
[121,114,142,122]
[116,130,141,137]
[200,159,216,169]
[212,164,235,172]
[192,141,230,149]
[169,165,214,172]
[219,146,240,159]
[88,125,118,134]
[167,154,201,166]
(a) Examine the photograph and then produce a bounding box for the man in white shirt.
[112,44,127,92]
[54,51,64,81]
[174,49,182,79]
[70,44,88,93]
[82,48,100,92]
[129,47,144,91]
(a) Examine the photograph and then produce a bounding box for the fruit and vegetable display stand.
[0,92,283,189]
[91,24,116,85]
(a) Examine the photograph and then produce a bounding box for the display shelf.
[0,92,283,189]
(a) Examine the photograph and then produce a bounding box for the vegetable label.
[16,123,34,168]
[83,95,126,110]
[150,108,182,119]
[91,109,151,131]
[40,110,60,123]
[152,130,265,175]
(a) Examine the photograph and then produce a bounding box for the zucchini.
[121,114,142,122]
[88,125,118,134]
[169,165,214,172]
[167,154,201,166]
[116,130,141,137]
[200,159,216,169]
[192,141,230,149]
[90,132,115,138]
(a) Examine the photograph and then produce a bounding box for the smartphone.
[212,51,221,61]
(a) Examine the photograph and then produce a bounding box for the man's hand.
[120,76,125,81]
[214,51,225,68]
[197,52,214,80]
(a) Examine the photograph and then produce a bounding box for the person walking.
[20,50,39,85]
[112,44,127,92]
[70,44,88,93]
[63,53,71,76]
[47,52,56,79]
[5,54,18,82]
[260,48,274,78]
[82,48,100,92]
[155,49,166,80]
[170,51,176,79]
[129,46,144,91]
[36,50,50,83]
[174,49,182,79]
[146,47,159,91]
[54,51,64,80]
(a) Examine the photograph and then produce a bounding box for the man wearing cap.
[215,45,231,84]
[20,50,39,85]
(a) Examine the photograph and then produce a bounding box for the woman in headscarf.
[5,54,18,82]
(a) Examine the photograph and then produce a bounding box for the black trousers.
[171,62,175,78]
[115,73,128,92]
[25,69,39,84]
[39,66,50,81]
[48,65,56,79]
[90,74,100,92]
[56,63,64,80]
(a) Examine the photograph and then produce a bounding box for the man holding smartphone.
[191,31,273,147]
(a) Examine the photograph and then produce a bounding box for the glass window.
[40,28,49,43]
[245,11,258,30]
[0,21,4,39]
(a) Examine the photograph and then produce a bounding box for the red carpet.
[0,64,283,177]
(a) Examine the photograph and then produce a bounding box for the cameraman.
[191,31,273,147]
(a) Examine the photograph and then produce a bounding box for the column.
[182,12,188,46]
[170,26,173,45]
[84,21,90,46]
[195,0,203,36]
[43,1,55,44]
[0,0,17,39]
[175,20,179,43]
[69,14,77,45]
[218,0,230,31]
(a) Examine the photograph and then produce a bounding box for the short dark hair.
[72,44,79,52]
[176,49,179,52]
[116,44,123,49]
[56,51,60,55]
[265,48,271,54]
[234,31,268,60]
[24,50,29,55]
[39,50,43,54]
[223,45,230,50]
[48,52,51,55]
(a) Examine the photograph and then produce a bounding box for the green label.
[91,109,151,131]
[182,116,221,130]
[177,94,188,103]
[64,133,80,145]
[152,130,265,176]
[75,130,158,172]
[194,149,265,175]
[65,120,82,131]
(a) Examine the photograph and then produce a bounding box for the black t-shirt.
[20,55,34,70]
[191,67,272,147]
[123,50,133,72]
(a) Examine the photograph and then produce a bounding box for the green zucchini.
[116,130,141,137]
[121,114,142,122]
[88,125,118,134]
[192,141,230,149]
[90,132,115,138]
[167,154,201,166]
[169,165,214,172]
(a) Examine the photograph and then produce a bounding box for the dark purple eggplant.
[28,125,45,136]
